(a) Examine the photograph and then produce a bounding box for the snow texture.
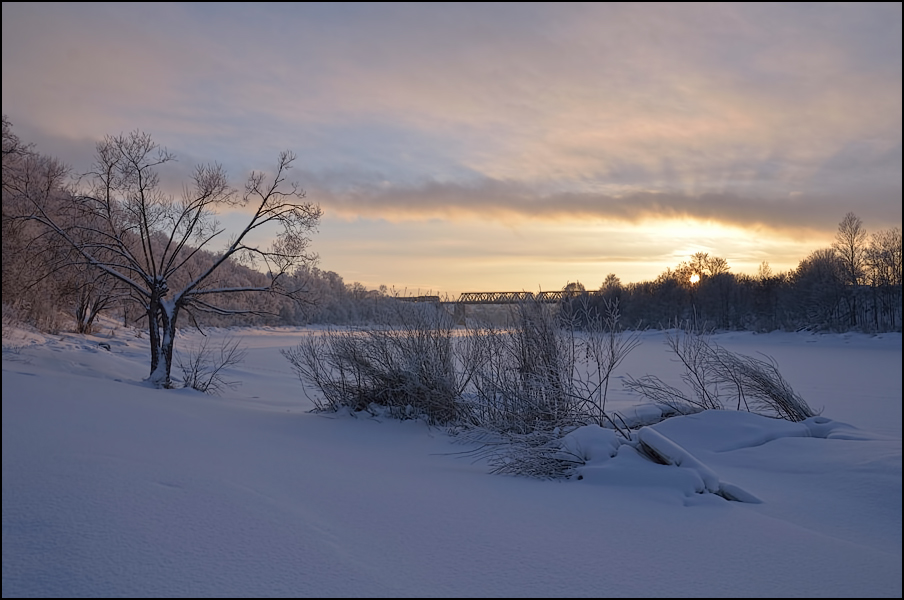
[2,323,901,598]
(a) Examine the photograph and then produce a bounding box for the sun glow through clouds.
[1,2,899,296]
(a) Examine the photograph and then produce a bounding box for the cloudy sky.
[3,2,901,295]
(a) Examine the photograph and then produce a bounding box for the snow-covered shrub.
[451,427,590,480]
[463,300,581,434]
[448,298,643,478]
[703,347,816,421]
[176,336,247,395]
[624,319,816,422]
[282,301,472,424]
[461,297,641,436]
[285,296,646,483]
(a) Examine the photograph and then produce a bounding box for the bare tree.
[792,248,845,330]
[688,252,730,279]
[61,263,127,334]
[865,226,903,331]
[20,130,321,387]
[832,212,868,326]
[2,115,74,330]
[601,273,621,290]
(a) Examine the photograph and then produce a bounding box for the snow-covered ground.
[2,322,901,598]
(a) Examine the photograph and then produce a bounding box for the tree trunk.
[148,301,180,389]
[147,304,163,386]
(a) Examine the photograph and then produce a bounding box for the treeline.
[567,233,901,333]
[2,116,901,335]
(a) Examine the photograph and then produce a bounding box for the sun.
[689,273,700,284]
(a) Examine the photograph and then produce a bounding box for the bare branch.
[8,127,319,388]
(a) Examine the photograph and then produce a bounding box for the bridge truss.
[394,291,604,305]
[456,291,602,304]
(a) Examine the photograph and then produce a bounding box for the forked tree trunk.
[147,297,180,388]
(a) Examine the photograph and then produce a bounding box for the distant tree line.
[3,116,901,337]
[569,215,901,333]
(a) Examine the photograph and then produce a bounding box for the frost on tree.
[20,130,321,388]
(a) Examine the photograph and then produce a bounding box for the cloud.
[304,174,902,235]
[3,2,900,246]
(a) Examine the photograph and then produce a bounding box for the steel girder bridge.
[456,291,600,304]
[396,291,602,305]
[395,290,602,325]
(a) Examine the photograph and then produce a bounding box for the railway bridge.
[395,290,604,305]
[396,290,605,324]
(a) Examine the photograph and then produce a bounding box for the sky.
[2,321,901,597]
[2,2,902,296]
